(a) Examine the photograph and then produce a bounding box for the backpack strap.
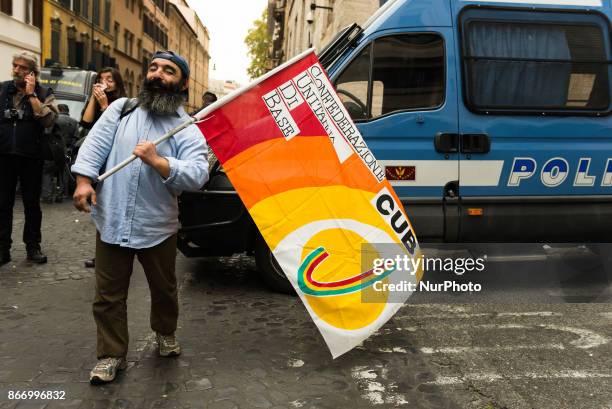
[96,98,139,176]
[119,98,139,120]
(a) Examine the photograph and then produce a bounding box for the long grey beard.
[138,88,184,116]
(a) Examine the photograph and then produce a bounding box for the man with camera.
[0,52,58,266]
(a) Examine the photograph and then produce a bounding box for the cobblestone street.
[0,202,611,409]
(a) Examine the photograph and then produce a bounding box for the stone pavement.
[0,201,611,409]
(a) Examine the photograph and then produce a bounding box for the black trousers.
[0,154,43,252]
[41,160,66,201]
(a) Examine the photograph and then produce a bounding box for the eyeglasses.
[12,62,31,71]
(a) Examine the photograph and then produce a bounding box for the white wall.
[0,0,41,81]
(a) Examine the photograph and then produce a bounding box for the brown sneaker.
[156,332,181,357]
[89,357,127,384]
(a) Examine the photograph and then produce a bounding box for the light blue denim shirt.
[72,98,209,249]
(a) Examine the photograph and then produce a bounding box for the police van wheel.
[255,234,295,295]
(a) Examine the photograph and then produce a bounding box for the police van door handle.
[461,133,490,154]
[434,133,459,154]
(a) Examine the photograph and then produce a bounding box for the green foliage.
[245,8,271,80]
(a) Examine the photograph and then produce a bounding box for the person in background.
[58,104,80,151]
[0,52,58,265]
[81,67,126,129]
[81,68,126,268]
[41,104,78,203]
[190,90,217,116]
[201,91,217,108]
[190,91,218,164]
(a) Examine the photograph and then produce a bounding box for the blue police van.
[178,0,612,292]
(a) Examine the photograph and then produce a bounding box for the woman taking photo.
[81,67,127,129]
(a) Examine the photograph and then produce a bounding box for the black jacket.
[56,112,79,148]
[0,80,54,159]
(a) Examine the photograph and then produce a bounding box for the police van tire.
[255,234,295,295]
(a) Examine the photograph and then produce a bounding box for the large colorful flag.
[195,49,423,358]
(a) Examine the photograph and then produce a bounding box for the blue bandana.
[151,50,190,79]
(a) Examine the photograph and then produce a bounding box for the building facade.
[141,0,170,90]
[270,0,385,65]
[42,0,115,71]
[168,0,210,112]
[0,0,43,79]
[39,0,210,101]
[113,0,143,97]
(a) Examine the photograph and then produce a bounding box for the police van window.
[335,34,445,121]
[335,44,371,120]
[461,9,611,114]
[372,35,444,116]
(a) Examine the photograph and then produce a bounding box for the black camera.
[3,108,24,120]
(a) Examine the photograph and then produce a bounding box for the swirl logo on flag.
[297,246,395,297]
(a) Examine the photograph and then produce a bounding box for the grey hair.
[12,51,40,76]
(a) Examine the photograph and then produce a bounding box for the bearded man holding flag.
[85,46,421,375]
[71,51,209,385]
